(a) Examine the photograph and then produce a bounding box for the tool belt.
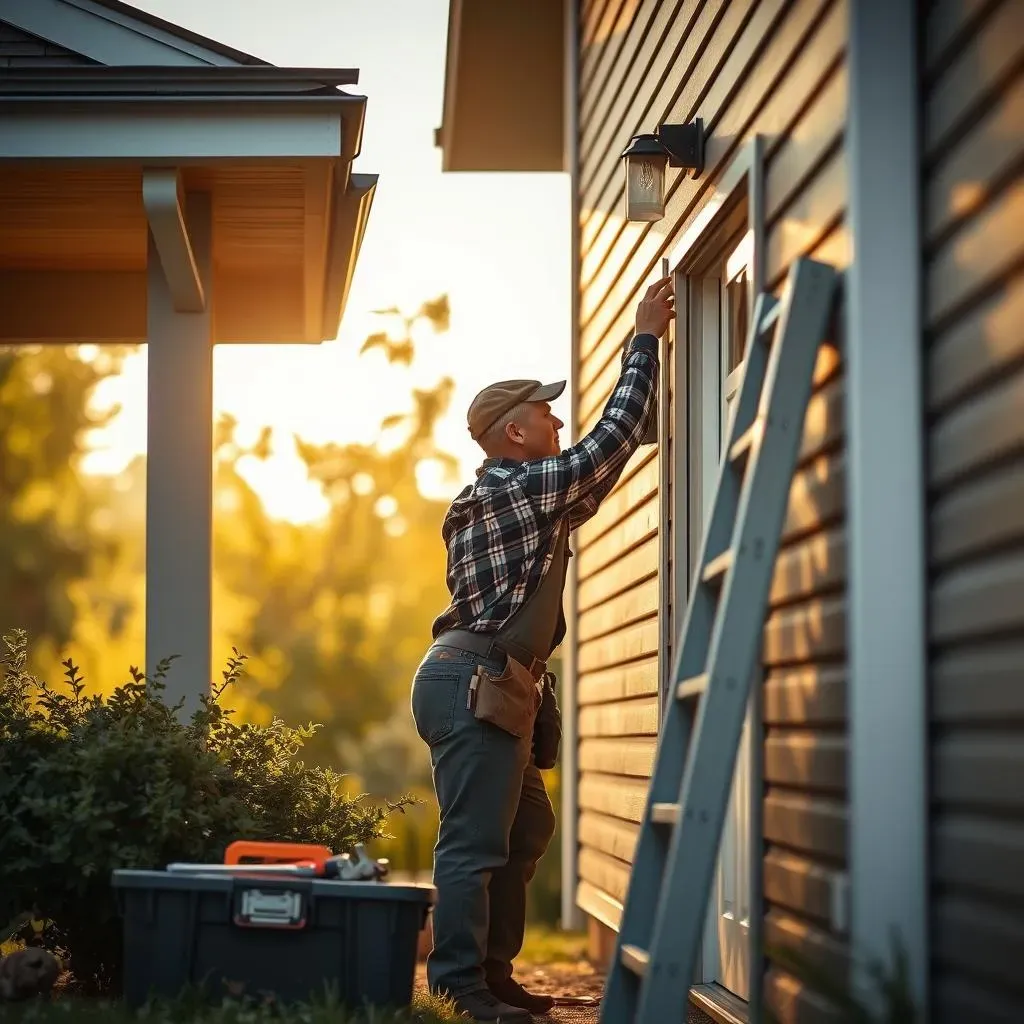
[434,629,560,762]
[435,628,546,681]
[434,628,543,741]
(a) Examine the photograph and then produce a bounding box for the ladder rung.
[758,300,781,336]
[651,802,680,825]
[730,420,761,463]
[677,674,708,700]
[621,943,649,978]
[702,549,733,586]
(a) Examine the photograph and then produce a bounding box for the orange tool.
[225,840,333,870]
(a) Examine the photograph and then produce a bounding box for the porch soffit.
[0,159,377,344]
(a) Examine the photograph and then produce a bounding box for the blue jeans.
[410,643,556,998]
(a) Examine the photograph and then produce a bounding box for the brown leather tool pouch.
[469,655,540,739]
[532,672,562,770]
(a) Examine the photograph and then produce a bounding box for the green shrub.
[0,630,412,995]
[765,932,919,1023]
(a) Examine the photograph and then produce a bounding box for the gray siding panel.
[932,816,1024,900]
[0,21,96,66]
[934,976,1021,1024]
[923,1,1024,1020]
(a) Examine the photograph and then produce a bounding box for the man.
[410,277,673,1022]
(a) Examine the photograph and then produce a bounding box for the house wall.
[572,0,852,1015]
[0,21,96,65]
[921,1,1024,1020]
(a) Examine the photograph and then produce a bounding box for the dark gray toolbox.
[112,868,434,1009]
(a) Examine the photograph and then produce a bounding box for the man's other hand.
[635,275,675,338]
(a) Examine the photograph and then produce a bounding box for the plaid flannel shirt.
[431,333,660,641]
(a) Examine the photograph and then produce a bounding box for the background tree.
[0,345,131,673]
[207,296,457,770]
[0,300,565,920]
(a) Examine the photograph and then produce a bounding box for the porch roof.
[0,0,381,713]
[76,0,270,66]
[0,64,377,345]
[0,0,268,67]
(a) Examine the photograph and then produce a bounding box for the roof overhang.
[0,67,377,344]
[1,97,359,161]
[436,0,566,172]
[0,67,364,161]
[323,172,376,341]
[0,64,358,92]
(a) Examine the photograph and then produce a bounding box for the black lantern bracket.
[657,117,705,177]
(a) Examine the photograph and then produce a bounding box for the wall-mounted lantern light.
[621,118,705,222]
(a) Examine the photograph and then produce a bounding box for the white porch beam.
[146,190,213,720]
[847,0,928,1016]
[143,169,205,314]
[0,102,357,161]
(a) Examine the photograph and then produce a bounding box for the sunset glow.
[83,0,572,523]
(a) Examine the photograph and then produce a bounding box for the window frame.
[661,137,767,1005]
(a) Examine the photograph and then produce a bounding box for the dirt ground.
[414,955,714,1023]
[414,959,604,1023]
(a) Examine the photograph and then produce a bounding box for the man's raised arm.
[517,276,673,518]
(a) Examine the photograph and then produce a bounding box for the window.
[722,231,753,439]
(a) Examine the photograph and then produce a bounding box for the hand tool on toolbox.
[166,841,390,881]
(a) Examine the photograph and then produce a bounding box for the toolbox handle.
[225,840,332,867]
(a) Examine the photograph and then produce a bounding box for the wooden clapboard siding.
[922,1,1024,1020]
[572,2,851,1014]
[762,334,849,1024]
[577,0,849,433]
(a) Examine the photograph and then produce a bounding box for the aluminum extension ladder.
[599,256,839,1024]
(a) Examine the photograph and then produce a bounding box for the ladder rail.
[635,258,838,1023]
[600,290,781,1024]
[599,257,839,1024]
[674,290,780,690]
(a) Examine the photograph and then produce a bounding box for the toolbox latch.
[233,887,307,930]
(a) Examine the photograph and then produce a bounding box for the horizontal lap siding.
[575,446,662,930]
[574,1,850,1016]
[762,342,848,1024]
[922,2,1024,1021]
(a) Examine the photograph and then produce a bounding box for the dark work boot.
[452,987,533,1021]
[489,977,555,1015]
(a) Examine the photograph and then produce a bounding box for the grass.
[4,990,464,1023]
[519,926,588,965]
[3,927,592,1023]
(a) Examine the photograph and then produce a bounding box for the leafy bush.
[0,630,412,995]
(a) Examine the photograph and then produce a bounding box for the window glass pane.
[727,268,749,372]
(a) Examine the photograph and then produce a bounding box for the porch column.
[145,188,213,718]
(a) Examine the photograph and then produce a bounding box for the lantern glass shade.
[622,136,668,222]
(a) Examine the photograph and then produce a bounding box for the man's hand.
[635,275,675,338]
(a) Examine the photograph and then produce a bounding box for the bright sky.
[85,0,571,522]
